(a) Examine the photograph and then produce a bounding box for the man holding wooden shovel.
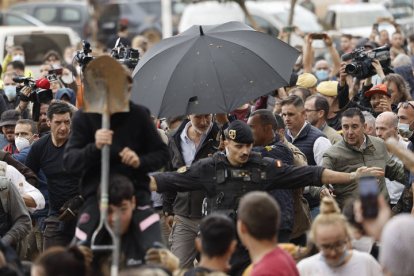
[63,56,170,246]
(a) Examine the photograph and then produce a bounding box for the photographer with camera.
[303,33,341,83]
[15,74,54,126]
[337,61,382,115]
[2,73,32,120]
[337,44,399,117]
[0,73,17,115]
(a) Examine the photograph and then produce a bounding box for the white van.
[0,26,80,75]
[178,1,323,46]
[323,3,396,38]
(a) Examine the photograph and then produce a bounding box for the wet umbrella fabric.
[131,21,299,118]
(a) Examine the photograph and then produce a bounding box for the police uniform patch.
[177,166,187,173]
[229,129,236,140]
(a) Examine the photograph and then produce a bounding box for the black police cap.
[224,120,254,144]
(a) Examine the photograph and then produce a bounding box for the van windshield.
[12,33,70,65]
[337,10,391,29]
[273,12,322,33]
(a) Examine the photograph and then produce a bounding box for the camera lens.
[345,63,357,74]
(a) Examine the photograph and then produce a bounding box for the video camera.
[13,76,53,104]
[110,39,139,69]
[75,39,140,71]
[341,45,393,79]
[75,40,94,72]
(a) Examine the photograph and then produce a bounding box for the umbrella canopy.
[132,21,299,118]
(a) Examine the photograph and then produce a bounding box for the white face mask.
[15,136,30,151]
[4,85,17,101]
[12,54,25,63]
[61,73,74,84]
[398,123,413,139]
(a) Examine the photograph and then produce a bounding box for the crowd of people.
[0,10,413,276]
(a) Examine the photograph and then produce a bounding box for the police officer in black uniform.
[248,109,296,243]
[149,120,384,275]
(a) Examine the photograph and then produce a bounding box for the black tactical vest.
[203,152,269,220]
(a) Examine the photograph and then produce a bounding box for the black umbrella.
[131,21,299,118]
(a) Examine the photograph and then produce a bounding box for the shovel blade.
[84,56,130,115]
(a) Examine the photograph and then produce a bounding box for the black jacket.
[163,120,220,218]
[63,102,169,204]
[253,139,295,231]
[154,152,325,196]
[93,207,162,273]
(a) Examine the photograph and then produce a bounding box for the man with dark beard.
[0,110,21,154]
[37,103,50,136]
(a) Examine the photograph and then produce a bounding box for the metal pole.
[287,0,297,45]
[91,104,119,276]
[111,209,121,276]
[161,0,173,38]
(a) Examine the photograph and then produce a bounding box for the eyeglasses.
[318,240,348,252]
[397,102,414,110]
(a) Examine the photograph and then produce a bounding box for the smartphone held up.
[359,176,379,219]
[309,33,327,40]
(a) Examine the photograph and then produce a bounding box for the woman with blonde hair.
[297,198,382,275]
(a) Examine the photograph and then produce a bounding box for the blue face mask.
[315,69,329,81]
[3,85,17,101]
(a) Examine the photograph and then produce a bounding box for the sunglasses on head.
[397,102,414,110]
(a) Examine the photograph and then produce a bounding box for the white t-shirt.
[297,250,383,276]
[5,164,45,213]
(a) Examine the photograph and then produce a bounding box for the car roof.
[102,0,168,3]
[0,25,79,35]
[246,1,309,12]
[1,10,46,26]
[9,1,88,8]
[328,3,388,12]
[181,1,242,14]
[246,1,318,20]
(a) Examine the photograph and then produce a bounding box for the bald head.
[375,111,398,141]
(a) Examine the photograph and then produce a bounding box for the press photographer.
[337,49,408,116]
[110,39,139,70]
[75,39,139,73]
[1,73,21,116]
[74,40,93,72]
[15,75,53,121]
[341,45,393,80]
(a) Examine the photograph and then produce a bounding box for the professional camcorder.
[341,45,393,79]
[13,76,53,104]
[110,39,139,69]
[74,40,94,71]
[75,39,139,71]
